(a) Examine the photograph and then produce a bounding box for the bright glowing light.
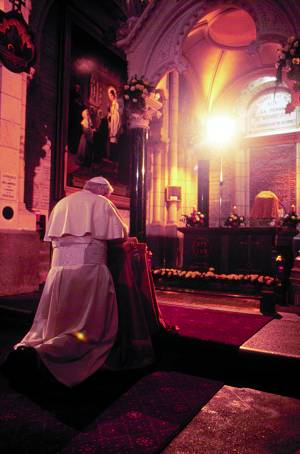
[73,331,87,342]
[205,115,236,146]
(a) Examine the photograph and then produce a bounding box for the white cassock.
[15,189,127,387]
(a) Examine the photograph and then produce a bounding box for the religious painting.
[65,20,130,202]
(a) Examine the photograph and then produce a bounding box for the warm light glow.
[74,57,97,74]
[73,331,87,342]
[205,115,236,146]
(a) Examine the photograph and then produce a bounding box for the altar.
[177,227,278,275]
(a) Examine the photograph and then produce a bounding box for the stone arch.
[121,0,295,84]
[28,0,57,71]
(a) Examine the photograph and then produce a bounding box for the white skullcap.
[83,176,113,195]
[87,176,110,185]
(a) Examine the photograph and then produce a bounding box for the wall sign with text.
[247,90,297,136]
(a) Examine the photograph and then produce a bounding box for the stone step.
[156,288,261,314]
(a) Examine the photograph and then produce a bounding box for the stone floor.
[164,385,300,454]
[156,289,300,453]
[156,289,261,314]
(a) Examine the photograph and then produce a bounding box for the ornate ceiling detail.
[253,0,293,41]
[119,0,297,85]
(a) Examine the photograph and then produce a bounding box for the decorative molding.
[116,0,160,50]
[242,130,300,147]
[0,8,36,73]
[254,0,293,39]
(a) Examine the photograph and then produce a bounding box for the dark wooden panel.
[227,231,275,274]
[147,236,179,269]
[178,227,278,275]
[181,229,222,271]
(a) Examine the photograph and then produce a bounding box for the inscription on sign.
[192,238,209,256]
[247,91,296,135]
[0,172,17,200]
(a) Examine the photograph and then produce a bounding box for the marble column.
[147,140,166,235]
[129,120,148,241]
[128,96,162,241]
[197,159,209,220]
[234,147,250,222]
[166,70,179,232]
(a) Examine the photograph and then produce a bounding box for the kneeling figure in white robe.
[15,177,127,387]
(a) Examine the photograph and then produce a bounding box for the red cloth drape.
[106,238,166,370]
[250,191,280,219]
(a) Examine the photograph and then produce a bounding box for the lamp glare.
[205,116,236,145]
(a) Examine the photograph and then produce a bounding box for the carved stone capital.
[127,93,162,129]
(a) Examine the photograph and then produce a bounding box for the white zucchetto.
[83,176,114,195]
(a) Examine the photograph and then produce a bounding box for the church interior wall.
[234,147,250,222]
[250,144,296,215]
[0,0,41,295]
[25,1,61,215]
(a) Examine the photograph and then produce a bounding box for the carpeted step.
[158,303,300,397]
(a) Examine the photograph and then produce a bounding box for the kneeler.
[106,238,167,370]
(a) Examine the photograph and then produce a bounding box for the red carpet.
[0,371,222,453]
[61,371,222,453]
[160,305,273,346]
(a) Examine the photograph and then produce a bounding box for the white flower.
[132,98,138,103]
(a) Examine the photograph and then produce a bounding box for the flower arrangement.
[123,76,155,112]
[181,206,206,227]
[281,204,300,229]
[153,267,280,288]
[224,206,245,228]
[276,36,300,89]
